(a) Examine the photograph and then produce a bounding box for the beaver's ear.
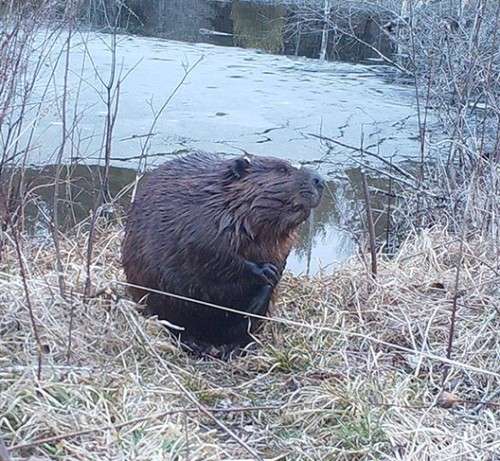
[229,155,251,179]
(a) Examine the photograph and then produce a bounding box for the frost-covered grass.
[0,224,499,460]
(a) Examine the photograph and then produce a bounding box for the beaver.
[122,151,324,351]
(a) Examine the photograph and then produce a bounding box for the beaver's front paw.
[246,261,280,287]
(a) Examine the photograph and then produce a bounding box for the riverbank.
[1,225,498,460]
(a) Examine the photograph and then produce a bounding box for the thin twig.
[361,171,377,278]
[442,236,465,385]
[308,133,417,181]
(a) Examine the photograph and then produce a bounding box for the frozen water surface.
[36,32,421,168]
[29,31,426,274]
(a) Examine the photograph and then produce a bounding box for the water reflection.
[4,163,394,275]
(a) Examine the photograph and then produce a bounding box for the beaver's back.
[122,152,233,300]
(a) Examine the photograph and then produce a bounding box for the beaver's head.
[223,155,325,240]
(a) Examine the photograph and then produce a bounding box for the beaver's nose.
[311,172,325,190]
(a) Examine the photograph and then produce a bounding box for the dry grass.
[0,223,499,461]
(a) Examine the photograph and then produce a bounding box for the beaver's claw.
[247,261,280,287]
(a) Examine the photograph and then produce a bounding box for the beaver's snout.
[300,169,324,208]
[311,172,325,191]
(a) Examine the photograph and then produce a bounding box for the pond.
[20,30,427,275]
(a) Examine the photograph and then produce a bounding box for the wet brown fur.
[122,151,323,347]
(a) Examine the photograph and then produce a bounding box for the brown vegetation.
[1,224,499,460]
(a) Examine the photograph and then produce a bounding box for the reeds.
[0,223,498,460]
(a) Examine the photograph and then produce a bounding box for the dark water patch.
[2,162,397,275]
[2,165,135,235]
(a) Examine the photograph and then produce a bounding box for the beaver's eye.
[278,166,288,174]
